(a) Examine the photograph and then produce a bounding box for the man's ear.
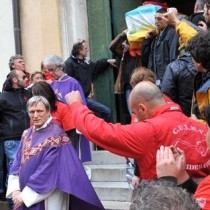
[11,64,15,70]
[197,62,206,72]
[11,77,18,84]
[138,103,147,112]
[193,60,205,72]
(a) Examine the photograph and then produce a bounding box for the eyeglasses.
[47,67,59,72]
[155,16,162,21]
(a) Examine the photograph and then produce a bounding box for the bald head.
[130,81,164,104]
[129,81,166,121]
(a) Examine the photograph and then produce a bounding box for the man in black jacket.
[0,70,30,209]
[161,51,196,116]
[142,8,179,87]
[64,40,116,122]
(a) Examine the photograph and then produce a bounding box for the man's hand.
[12,190,23,209]
[122,42,130,53]
[156,146,183,178]
[65,91,83,105]
[107,59,117,68]
[171,146,190,185]
[162,8,180,25]
[131,175,140,188]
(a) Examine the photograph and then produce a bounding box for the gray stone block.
[92,182,133,202]
[88,164,127,182]
[85,151,127,165]
[102,201,131,210]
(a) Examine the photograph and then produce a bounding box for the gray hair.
[9,54,24,70]
[129,180,200,210]
[42,55,64,68]
[27,96,50,113]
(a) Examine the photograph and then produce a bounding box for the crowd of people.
[0,0,210,209]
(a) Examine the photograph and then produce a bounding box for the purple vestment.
[51,74,91,162]
[10,119,104,210]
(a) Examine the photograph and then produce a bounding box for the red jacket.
[194,176,210,210]
[70,102,210,180]
[52,101,75,131]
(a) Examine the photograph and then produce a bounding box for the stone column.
[60,0,89,60]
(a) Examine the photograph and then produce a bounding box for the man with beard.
[0,70,30,209]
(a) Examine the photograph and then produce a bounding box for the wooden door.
[86,0,141,123]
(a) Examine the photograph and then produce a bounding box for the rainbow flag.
[125,4,161,56]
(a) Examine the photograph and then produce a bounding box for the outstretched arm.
[65,91,155,158]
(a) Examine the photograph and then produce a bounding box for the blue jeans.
[4,140,20,210]
[86,98,111,122]
[4,140,20,173]
[125,87,132,116]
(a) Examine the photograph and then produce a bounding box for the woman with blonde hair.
[130,67,156,88]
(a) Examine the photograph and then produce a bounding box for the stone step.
[0,201,9,210]
[0,200,131,210]
[92,182,132,202]
[86,151,127,165]
[102,201,130,210]
[88,164,127,182]
[0,195,131,210]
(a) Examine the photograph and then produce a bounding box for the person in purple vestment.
[42,55,91,163]
[43,55,86,104]
[6,96,104,210]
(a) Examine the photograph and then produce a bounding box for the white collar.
[58,73,67,81]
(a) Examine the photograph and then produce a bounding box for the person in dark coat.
[0,70,30,209]
[64,40,116,122]
[161,51,196,116]
[141,8,179,87]
[109,30,141,115]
